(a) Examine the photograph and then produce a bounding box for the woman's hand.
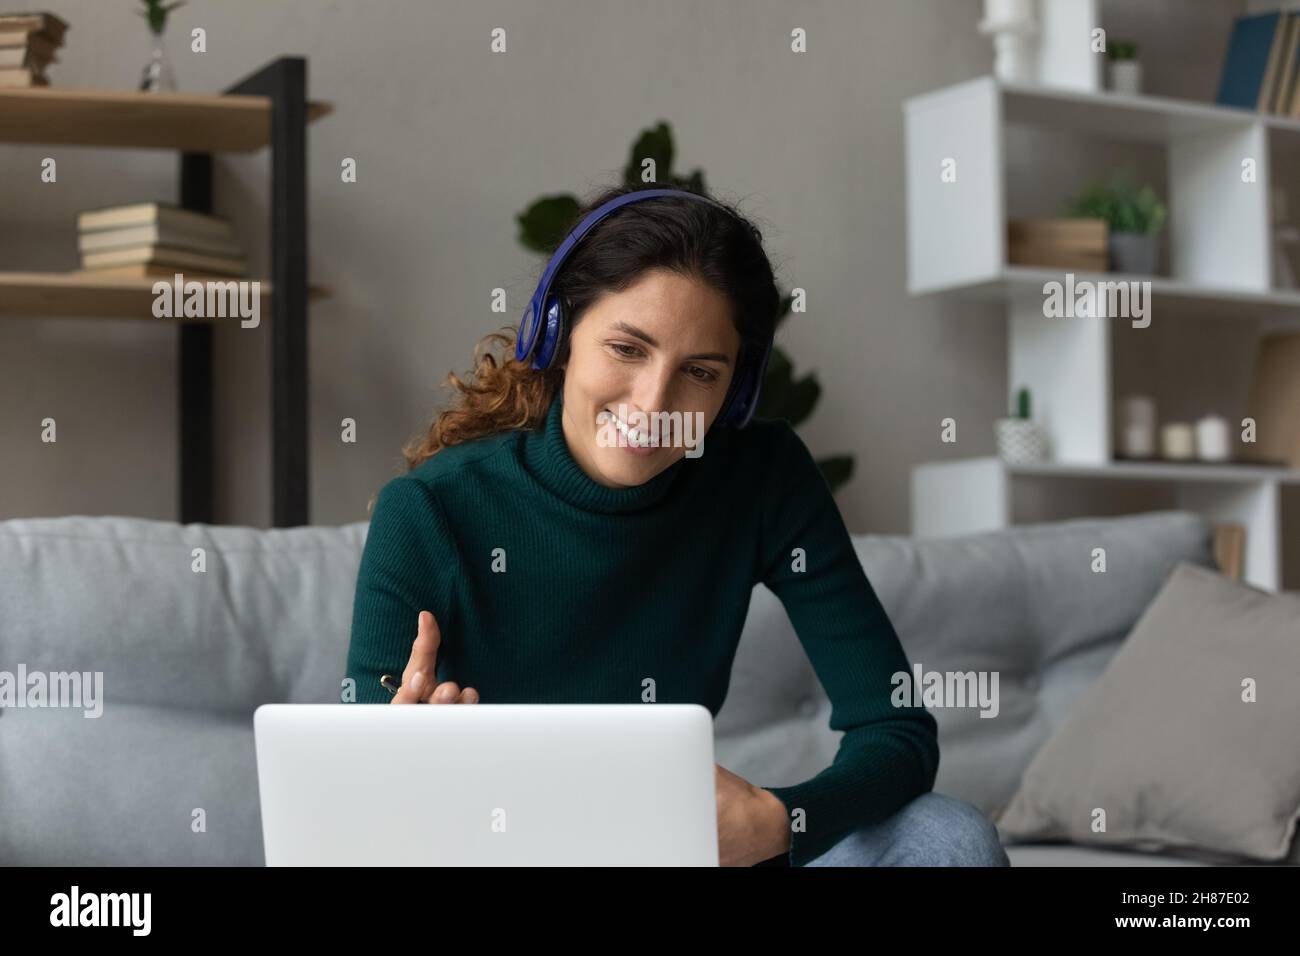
[715,763,791,866]
[390,610,480,704]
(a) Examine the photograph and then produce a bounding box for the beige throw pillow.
[996,562,1300,861]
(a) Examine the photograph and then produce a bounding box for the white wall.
[0,0,1250,535]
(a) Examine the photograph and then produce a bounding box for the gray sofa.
[1,508,1292,866]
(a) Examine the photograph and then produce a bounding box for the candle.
[1195,415,1230,462]
[1161,422,1195,461]
[1119,395,1157,458]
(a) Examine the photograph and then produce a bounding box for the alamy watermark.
[1043,273,1151,328]
[50,885,150,935]
[151,274,260,328]
[891,664,1000,719]
[596,404,706,458]
[0,665,103,718]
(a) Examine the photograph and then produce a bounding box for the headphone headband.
[515,187,772,429]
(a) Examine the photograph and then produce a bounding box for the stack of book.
[1217,10,1300,117]
[1007,218,1107,272]
[0,11,68,87]
[77,203,247,279]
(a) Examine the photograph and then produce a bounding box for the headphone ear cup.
[533,294,566,370]
[722,339,770,429]
[714,349,747,428]
[516,300,539,365]
[725,368,753,428]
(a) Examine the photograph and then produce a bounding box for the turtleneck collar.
[520,392,690,514]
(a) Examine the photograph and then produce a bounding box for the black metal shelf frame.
[179,56,310,527]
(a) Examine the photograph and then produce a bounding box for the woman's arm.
[345,476,459,704]
[753,421,940,867]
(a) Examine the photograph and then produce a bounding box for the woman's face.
[559,267,742,489]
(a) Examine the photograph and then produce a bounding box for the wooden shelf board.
[0,271,329,319]
[0,86,332,152]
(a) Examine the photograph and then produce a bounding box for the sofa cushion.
[0,514,368,713]
[1005,843,1213,866]
[0,514,368,865]
[717,512,1215,821]
[996,562,1300,861]
[0,701,263,865]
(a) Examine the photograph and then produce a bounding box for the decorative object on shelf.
[978,0,1102,91]
[76,202,246,278]
[994,386,1048,464]
[1160,422,1196,461]
[1107,40,1142,95]
[137,0,184,92]
[1118,394,1157,459]
[978,0,1038,85]
[1195,415,1231,463]
[1213,524,1246,582]
[514,120,854,493]
[0,11,67,87]
[1271,187,1299,290]
[1216,10,1300,116]
[1274,13,1300,117]
[1243,332,1300,469]
[1007,217,1107,271]
[1065,169,1167,275]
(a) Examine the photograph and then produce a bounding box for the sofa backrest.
[0,515,369,713]
[0,515,370,865]
[714,511,1216,819]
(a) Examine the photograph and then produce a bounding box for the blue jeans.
[799,792,1010,867]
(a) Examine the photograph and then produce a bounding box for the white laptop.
[253,703,719,866]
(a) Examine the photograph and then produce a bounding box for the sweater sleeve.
[755,422,940,867]
[345,475,460,705]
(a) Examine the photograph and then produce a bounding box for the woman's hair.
[373,181,781,513]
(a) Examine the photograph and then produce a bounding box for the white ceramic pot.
[995,418,1048,465]
[1108,60,1142,95]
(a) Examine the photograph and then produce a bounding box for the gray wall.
[0,0,1261,538]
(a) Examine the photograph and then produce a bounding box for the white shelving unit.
[903,76,1300,590]
[913,457,1298,590]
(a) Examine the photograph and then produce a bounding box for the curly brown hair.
[366,180,780,514]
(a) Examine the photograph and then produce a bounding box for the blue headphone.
[514,187,773,429]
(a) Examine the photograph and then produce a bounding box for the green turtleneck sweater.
[345,393,939,866]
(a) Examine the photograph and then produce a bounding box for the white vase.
[979,0,1038,84]
[1118,395,1157,458]
[995,419,1048,465]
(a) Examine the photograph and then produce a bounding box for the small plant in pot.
[1065,169,1167,275]
[1107,40,1142,95]
[994,387,1048,465]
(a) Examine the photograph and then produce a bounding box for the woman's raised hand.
[390,610,480,704]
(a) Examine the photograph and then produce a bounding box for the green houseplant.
[1065,169,1167,275]
[1107,40,1142,95]
[515,121,854,492]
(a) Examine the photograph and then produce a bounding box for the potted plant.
[1065,169,1167,275]
[515,122,855,492]
[1107,40,1141,95]
[994,387,1048,465]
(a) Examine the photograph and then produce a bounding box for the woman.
[345,182,1008,868]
